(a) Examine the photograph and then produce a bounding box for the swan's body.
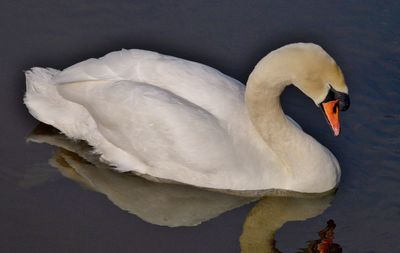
[24,43,349,193]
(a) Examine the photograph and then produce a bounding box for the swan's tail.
[24,67,61,125]
[24,67,95,140]
[24,67,60,122]
[25,67,59,96]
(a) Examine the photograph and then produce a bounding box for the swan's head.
[260,43,350,136]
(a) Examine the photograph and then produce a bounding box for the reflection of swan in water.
[240,196,341,253]
[28,124,340,251]
[28,124,253,227]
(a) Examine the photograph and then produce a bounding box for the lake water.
[0,1,399,252]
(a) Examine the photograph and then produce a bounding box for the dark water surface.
[1,1,399,252]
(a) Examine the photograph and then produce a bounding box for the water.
[0,1,399,252]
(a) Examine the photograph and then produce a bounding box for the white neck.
[245,52,340,192]
[245,59,300,170]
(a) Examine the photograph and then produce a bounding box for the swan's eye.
[323,88,335,102]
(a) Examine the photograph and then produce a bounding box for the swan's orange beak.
[321,100,340,136]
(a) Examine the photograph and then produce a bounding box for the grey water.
[0,1,399,252]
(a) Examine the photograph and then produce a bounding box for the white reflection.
[240,195,339,252]
[28,124,253,227]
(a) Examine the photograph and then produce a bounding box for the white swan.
[24,43,350,194]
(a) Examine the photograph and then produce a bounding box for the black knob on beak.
[336,92,350,111]
[323,86,350,111]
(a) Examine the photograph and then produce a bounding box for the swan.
[24,43,350,194]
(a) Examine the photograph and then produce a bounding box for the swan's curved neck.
[245,58,301,155]
[244,54,320,181]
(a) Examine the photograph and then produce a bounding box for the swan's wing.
[57,80,241,187]
[54,49,246,126]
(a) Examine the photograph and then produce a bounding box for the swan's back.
[55,49,245,127]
